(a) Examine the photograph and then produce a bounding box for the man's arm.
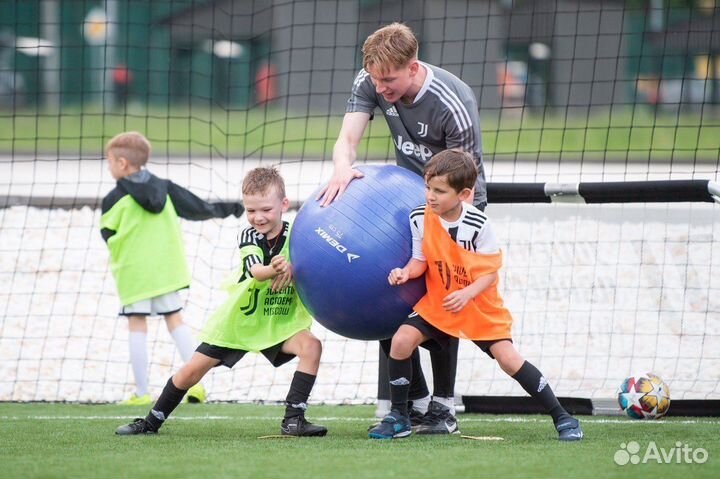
[317,111,371,207]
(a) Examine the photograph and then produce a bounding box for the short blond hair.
[362,22,418,73]
[105,131,151,167]
[242,166,286,198]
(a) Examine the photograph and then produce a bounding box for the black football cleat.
[280,415,328,437]
[115,418,157,435]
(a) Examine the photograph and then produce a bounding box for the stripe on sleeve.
[239,227,261,248]
[462,218,486,230]
[352,69,369,91]
[410,205,426,218]
[428,80,475,152]
[433,78,473,130]
[244,255,261,268]
[465,210,487,223]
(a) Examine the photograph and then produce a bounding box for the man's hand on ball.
[316,166,364,207]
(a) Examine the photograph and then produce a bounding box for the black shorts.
[404,313,452,352]
[472,339,513,359]
[404,313,513,357]
[196,342,295,368]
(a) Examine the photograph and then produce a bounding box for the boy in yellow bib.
[116,167,327,437]
[369,149,583,441]
[102,132,244,405]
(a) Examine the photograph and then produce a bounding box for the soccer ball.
[617,373,671,419]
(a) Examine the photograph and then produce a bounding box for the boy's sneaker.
[115,418,157,435]
[556,417,584,441]
[367,403,425,431]
[186,384,206,403]
[408,407,426,428]
[280,416,328,437]
[120,394,152,406]
[368,410,412,440]
[414,400,460,435]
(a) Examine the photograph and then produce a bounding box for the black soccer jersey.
[238,221,289,278]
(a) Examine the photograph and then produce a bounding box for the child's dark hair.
[424,149,478,192]
[242,166,286,198]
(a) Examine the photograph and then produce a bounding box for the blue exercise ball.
[290,165,427,340]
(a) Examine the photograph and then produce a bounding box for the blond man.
[319,23,487,434]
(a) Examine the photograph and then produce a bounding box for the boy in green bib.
[115,166,327,437]
[102,132,244,406]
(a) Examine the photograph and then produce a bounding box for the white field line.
[1,415,718,425]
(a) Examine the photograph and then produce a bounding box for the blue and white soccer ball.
[617,373,671,419]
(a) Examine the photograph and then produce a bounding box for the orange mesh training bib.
[413,206,513,340]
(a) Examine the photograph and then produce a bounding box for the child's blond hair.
[105,131,151,167]
[242,166,286,198]
[362,22,418,73]
[424,149,478,193]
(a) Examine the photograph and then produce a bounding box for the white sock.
[410,394,431,414]
[375,399,391,418]
[170,324,196,363]
[128,331,149,397]
[433,395,456,415]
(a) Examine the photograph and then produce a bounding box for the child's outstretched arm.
[442,272,498,313]
[388,258,427,286]
[167,181,244,220]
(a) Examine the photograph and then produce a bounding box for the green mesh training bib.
[101,194,190,305]
[199,225,311,351]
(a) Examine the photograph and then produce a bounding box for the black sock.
[377,346,390,401]
[408,348,430,400]
[430,338,458,398]
[388,356,412,416]
[284,371,316,419]
[381,340,428,402]
[145,377,187,430]
[512,361,568,424]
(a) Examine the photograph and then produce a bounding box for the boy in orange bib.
[368,149,583,441]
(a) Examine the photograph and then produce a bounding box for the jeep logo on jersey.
[315,227,360,263]
[393,135,433,161]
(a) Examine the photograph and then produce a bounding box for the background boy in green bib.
[116,166,327,437]
[102,131,244,405]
